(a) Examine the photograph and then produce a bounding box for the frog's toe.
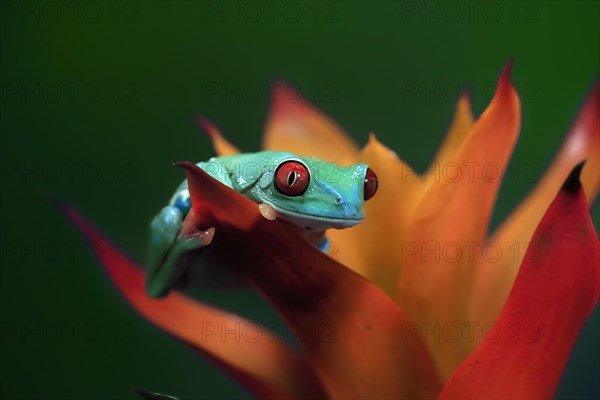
[189,227,216,246]
[146,228,216,298]
[258,203,277,220]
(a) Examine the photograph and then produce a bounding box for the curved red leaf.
[59,203,327,400]
[177,162,442,399]
[440,163,600,399]
[473,80,600,327]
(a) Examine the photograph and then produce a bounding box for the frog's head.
[245,152,378,231]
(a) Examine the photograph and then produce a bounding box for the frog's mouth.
[268,204,363,230]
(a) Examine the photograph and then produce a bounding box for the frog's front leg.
[146,163,233,298]
[146,205,214,298]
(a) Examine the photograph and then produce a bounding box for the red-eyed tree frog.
[146,151,378,297]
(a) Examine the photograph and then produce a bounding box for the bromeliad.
[60,62,600,399]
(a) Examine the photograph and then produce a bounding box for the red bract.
[59,203,326,399]
[441,163,599,399]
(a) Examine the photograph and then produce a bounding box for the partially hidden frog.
[146,151,378,297]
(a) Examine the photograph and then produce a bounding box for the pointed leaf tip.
[270,80,299,107]
[195,117,240,156]
[41,192,66,210]
[195,116,215,138]
[132,387,180,400]
[497,59,514,94]
[45,195,65,211]
[502,58,514,78]
[173,161,196,171]
[459,87,471,103]
[171,161,186,168]
[562,160,586,193]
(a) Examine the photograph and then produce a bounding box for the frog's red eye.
[364,167,378,201]
[274,161,310,196]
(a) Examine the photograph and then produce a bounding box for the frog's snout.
[334,199,364,223]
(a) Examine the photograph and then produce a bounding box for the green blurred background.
[1,1,598,399]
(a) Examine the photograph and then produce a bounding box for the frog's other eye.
[274,161,310,196]
[364,167,378,201]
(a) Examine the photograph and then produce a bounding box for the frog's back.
[168,151,288,214]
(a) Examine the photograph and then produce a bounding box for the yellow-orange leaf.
[397,62,521,380]
[262,82,359,166]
